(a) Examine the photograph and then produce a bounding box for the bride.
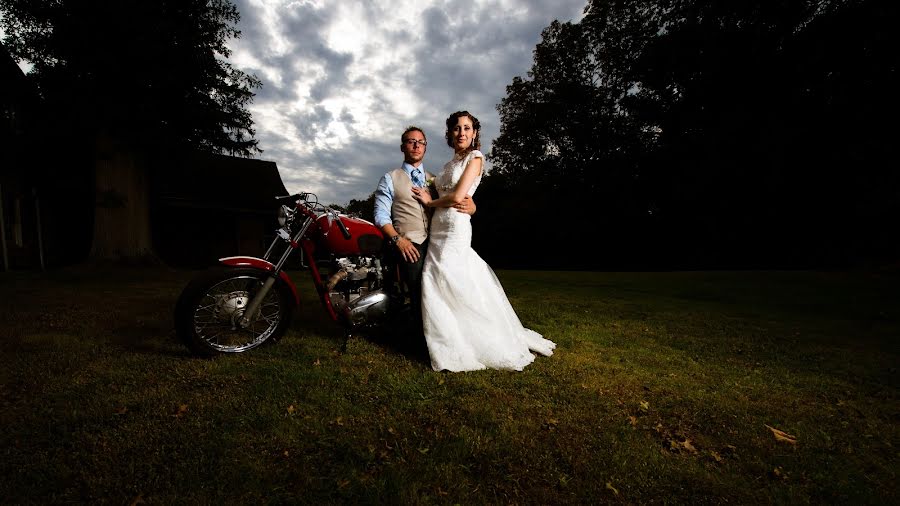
[411,111,556,372]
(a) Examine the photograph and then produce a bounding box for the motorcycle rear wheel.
[174,267,295,357]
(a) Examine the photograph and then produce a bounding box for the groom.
[373,126,475,337]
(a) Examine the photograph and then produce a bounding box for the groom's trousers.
[389,239,429,335]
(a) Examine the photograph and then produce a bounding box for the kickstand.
[341,330,352,353]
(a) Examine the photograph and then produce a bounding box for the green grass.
[1,266,897,504]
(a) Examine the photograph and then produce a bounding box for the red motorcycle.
[174,192,404,357]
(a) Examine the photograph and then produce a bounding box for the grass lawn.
[1,266,897,504]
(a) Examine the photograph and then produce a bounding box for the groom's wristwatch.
[390,235,401,246]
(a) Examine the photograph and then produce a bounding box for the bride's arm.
[412,156,483,209]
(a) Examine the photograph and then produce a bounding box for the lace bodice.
[435,150,483,197]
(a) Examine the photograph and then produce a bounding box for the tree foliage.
[483,0,898,269]
[345,192,376,224]
[0,0,261,155]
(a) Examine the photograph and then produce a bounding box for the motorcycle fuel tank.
[316,214,384,256]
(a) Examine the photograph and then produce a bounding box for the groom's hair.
[401,126,426,144]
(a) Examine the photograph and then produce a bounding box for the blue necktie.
[411,169,423,188]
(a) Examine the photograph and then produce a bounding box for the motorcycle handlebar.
[275,193,309,206]
[274,193,351,240]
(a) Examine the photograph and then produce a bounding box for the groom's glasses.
[404,139,427,147]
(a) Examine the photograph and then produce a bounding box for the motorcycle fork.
[239,217,314,328]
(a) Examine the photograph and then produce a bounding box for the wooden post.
[0,183,8,271]
[33,187,44,270]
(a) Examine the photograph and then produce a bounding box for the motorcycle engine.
[326,256,392,327]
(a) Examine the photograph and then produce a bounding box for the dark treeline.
[5,0,895,270]
[1,0,261,157]
[474,0,898,270]
[1,0,262,262]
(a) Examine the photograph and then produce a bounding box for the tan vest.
[390,168,434,244]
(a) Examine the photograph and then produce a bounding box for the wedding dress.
[421,150,556,372]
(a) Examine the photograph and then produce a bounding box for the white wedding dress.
[421,150,556,372]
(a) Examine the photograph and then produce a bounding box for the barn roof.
[155,151,289,214]
[0,41,31,100]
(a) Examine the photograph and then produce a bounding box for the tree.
[486,8,659,268]
[624,0,898,267]
[486,0,897,269]
[345,192,376,224]
[0,0,262,261]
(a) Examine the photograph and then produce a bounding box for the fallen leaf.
[337,479,351,488]
[128,495,145,506]
[313,358,321,366]
[682,439,698,453]
[765,424,797,445]
[173,404,188,418]
[639,400,650,412]
[287,405,296,414]
[710,451,723,463]
[628,415,638,427]
[417,447,430,454]
[606,482,619,496]
[114,406,128,416]
[283,450,289,457]
[772,466,788,480]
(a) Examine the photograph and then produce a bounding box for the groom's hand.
[397,237,420,263]
[453,196,476,215]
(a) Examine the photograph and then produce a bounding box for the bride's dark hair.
[444,110,481,154]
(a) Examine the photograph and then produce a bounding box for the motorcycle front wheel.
[174,267,295,357]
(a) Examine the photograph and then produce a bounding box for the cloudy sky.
[227,0,587,205]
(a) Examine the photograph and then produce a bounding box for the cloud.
[228,0,586,205]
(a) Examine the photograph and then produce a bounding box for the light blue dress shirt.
[373,163,426,228]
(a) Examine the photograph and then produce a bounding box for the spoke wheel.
[175,268,294,356]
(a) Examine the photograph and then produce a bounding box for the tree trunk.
[88,134,154,261]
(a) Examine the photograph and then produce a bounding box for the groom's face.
[401,130,427,166]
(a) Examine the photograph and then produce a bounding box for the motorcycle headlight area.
[277,205,295,227]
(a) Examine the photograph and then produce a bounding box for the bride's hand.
[412,187,432,206]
